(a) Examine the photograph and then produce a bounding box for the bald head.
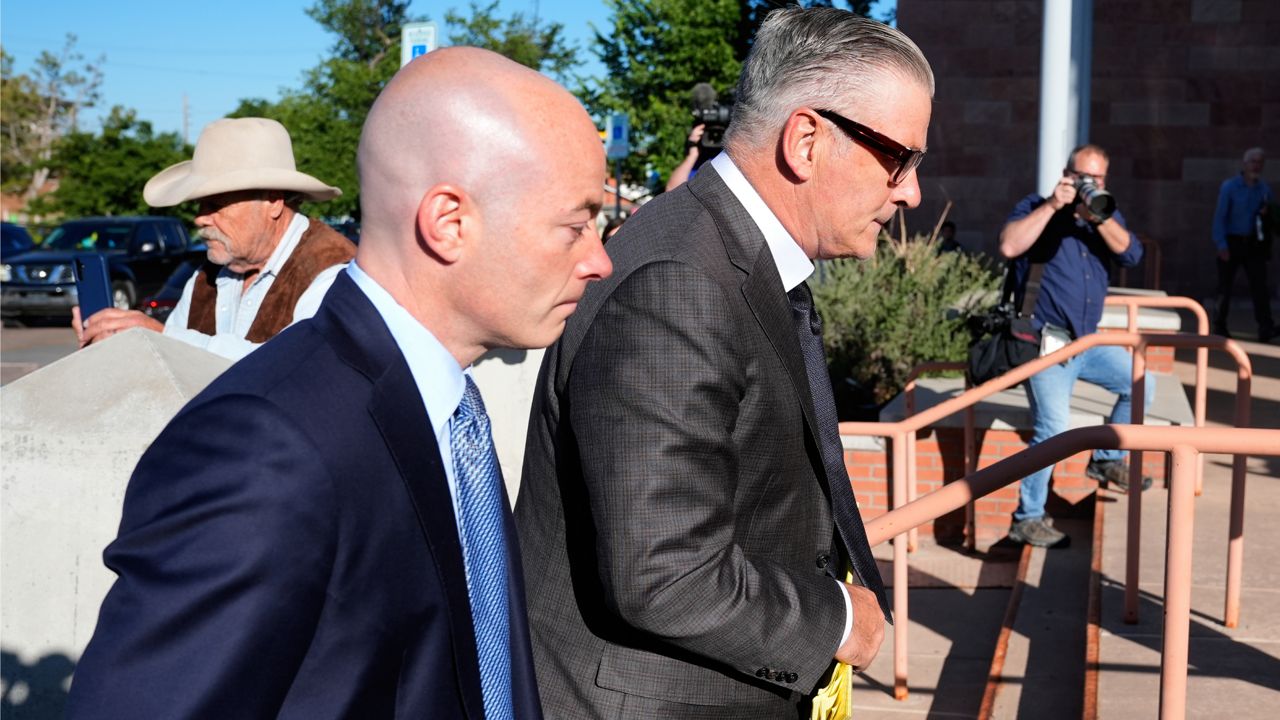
[353,47,610,366]
[357,47,598,253]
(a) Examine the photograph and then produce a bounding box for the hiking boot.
[1086,458,1153,493]
[1008,517,1068,548]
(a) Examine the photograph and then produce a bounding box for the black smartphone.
[73,253,113,324]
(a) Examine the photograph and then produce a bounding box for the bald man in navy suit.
[67,47,611,719]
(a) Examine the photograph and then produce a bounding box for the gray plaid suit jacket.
[515,165,852,718]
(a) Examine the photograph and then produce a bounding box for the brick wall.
[1098,327,1176,373]
[897,0,1280,300]
[846,429,1167,544]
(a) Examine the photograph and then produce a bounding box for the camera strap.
[998,259,1046,317]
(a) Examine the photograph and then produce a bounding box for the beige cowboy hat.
[143,117,342,207]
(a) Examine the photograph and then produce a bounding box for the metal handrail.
[900,361,968,552]
[895,298,1210,559]
[1103,294,1210,494]
[841,331,1252,700]
[863,424,1279,720]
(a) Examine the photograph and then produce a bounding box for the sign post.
[400,22,439,67]
[604,113,630,218]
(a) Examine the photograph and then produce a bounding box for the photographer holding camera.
[665,83,731,191]
[996,144,1148,548]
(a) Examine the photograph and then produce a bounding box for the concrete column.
[1038,0,1090,195]
[1072,0,1093,145]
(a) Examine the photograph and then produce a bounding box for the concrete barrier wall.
[1,330,230,715]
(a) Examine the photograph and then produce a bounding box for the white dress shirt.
[707,151,854,648]
[163,212,346,361]
[346,261,472,550]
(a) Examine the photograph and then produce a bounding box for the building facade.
[898,0,1278,299]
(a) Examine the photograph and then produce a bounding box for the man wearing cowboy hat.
[74,117,355,360]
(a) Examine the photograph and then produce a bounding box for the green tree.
[0,36,103,200]
[231,0,579,219]
[588,1,876,187]
[445,1,578,80]
[29,107,190,219]
[228,0,414,219]
[586,0,742,185]
[734,0,873,58]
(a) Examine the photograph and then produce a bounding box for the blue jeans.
[1014,345,1158,521]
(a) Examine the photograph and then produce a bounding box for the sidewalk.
[1093,333,1280,717]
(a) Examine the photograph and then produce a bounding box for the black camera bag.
[966,261,1044,385]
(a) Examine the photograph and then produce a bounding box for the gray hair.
[1243,147,1265,163]
[724,7,934,153]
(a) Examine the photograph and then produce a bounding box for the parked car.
[0,222,35,261]
[1,216,201,322]
[140,258,203,323]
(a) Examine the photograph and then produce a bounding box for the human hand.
[1218,248,1230,263]
[71,306,85,345]
[685,124,706,154]
[833,583,885,670]
[1049,176,1077,211]
[79,307,164,347]
[1074,202,1104,226]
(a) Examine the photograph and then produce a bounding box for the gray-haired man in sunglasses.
[515,7,933,717]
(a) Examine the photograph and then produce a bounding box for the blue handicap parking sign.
[412,44,427,58]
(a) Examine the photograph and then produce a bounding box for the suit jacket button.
[787,672,798,683]
[756,667,768,678]
[816,553,830,569]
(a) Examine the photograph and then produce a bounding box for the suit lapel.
[688,167,825,452]
[315,275,486,718]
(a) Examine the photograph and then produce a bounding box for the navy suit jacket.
[67,273,542,719]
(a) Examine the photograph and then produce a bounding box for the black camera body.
[1073,176,1116,222]
[690,83,733,151]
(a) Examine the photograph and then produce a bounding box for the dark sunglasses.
[815,109,926,185]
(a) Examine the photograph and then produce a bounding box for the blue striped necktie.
[452,376,513,718]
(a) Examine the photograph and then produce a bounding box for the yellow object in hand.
[810,568,856,720]
[809,659,853,720]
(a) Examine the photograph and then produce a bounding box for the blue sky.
[2,1,892,139]
[1,1,613,139]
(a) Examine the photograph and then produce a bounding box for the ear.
[264,192,287,220]
[780,108,822,182]
[415,184,471,264]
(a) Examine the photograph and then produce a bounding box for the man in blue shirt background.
[1212,147,1274,342]
[996,144,1149,548]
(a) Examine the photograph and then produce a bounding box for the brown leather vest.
[187,218,356,343]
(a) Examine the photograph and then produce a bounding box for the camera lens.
[1074,177,1116,221]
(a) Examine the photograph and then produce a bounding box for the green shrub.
[812,233,1000,417]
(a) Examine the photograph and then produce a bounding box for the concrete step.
[851,540,1022,716]
[986,510,1094,719]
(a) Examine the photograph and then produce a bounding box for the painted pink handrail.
[1104,295,1210,494]
[1125,334,1252,627]
[843,331,1252,700]
[895,297,1209,552]
[863,424,1279,720]
[901,361,968,552]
